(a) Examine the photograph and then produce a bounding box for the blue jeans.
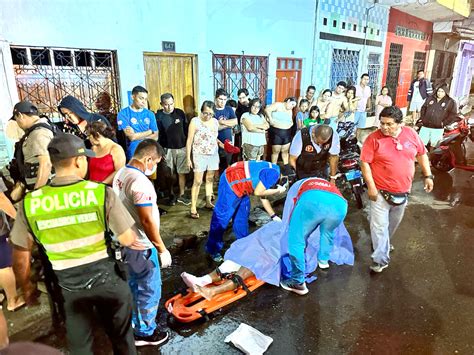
[286,190,347,284]
[206,174,250,256]
[122,247,161,337]
[369,192,407,265]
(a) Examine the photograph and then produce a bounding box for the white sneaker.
[280,280,309,295]
[370,263,388,273]
[318,261,330,269]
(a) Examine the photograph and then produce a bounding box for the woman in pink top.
[186,101,225,219]
[375,86,393,125]
[87,121,126,184]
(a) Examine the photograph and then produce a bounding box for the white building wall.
[0,0,316,108]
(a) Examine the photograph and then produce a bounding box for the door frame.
[143,52,199,111]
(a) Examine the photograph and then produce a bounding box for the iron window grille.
[330,49,360,90]
[212,52,269,101]
[10,46,121,120]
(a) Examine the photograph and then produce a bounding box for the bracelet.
[270,214,277,219]
[329,175,338,179]
[423,174,434,180]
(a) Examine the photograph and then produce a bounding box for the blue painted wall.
[312,0,390,93]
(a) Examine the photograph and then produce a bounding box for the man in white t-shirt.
[113,139,171,348]
[355,73,372,129]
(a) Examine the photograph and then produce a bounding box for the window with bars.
[212,53,268,100]
[411,51,426,79]
[330,49,360,90]
[10,46,121,118]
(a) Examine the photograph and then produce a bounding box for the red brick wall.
[382,8,433,108]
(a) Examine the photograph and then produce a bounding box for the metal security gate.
[10,46,121,118]
[411,51,426,79]
[386,43,403,104]
[212,53,268,100]
[368,53,381,95]
[368,53,381,112]
[330,49,360,90]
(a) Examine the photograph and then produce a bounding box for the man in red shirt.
[360,106,434,273]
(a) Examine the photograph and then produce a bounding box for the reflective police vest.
[24,180,107,271]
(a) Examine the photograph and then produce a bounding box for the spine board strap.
[215,268,252,295]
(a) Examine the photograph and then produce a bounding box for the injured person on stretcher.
[182,260,253,299]
[180,177,355,298]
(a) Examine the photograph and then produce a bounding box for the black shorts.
[0,234,12,269]
[269,127,292,145]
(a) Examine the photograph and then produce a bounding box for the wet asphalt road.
[12,167,474,354]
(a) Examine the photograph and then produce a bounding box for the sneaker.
[280,280,309,295]
[390,244,394,252]
[135,330,169,347]
[209,253,223,263]
[177,196,191,206]
[370,262,388,273]
[318,261,329,269]
[167,195,177,206]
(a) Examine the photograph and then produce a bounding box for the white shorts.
[192,152,219,173]
[409,100,424,112]
[418,127,444,146]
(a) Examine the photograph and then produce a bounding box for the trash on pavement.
[224,323,273,354]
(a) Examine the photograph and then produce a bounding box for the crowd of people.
[0,68,457,353]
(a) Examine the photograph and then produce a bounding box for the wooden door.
[143,53,198,119]
[275,58,302,102]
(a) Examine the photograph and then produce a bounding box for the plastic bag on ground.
[224,323,273,354]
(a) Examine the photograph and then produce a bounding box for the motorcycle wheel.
[353,185,364,209]
[431,153,454,172]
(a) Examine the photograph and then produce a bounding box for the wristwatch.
[423,174,434,180]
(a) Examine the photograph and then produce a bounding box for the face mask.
[144,160,157,176]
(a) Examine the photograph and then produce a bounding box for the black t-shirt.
[155,108,187,149]
[236,102,250,122]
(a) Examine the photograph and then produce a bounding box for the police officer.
[9,101,54,194]
[289,124,340,181]
[10,133,138,355]
[205,161,286,262]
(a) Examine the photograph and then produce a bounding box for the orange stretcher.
[165,276,265,323]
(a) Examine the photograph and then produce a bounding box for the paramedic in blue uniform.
[205,161,285,262]
[279,177,348,295]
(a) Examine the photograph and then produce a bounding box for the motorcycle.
[336,120,364,208]
[430,115,474,172]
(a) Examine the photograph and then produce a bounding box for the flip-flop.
[190,212,200,219]
[7,300,26,312]
[204,204,214,211]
